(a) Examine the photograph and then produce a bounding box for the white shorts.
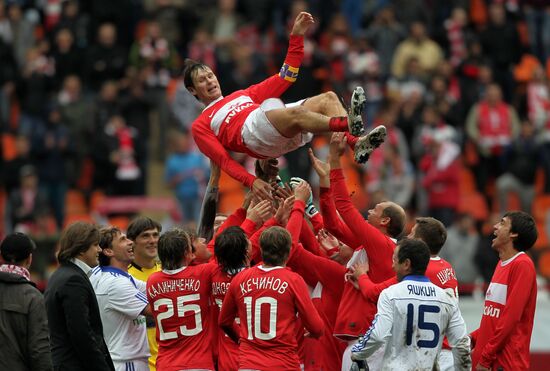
[113,359,149,371]
[242,98,313,158]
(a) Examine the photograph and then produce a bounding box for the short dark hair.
[0,232,36,264]
[414,217,447,255]
[58,222,100,264]
[503,211,538,251]
[157,228,192,270]
[259,227,291,266]
[397,238,430,276]
[215,226,249,273]
[127,217,161,241]
[182,59,209,96]
[382,204,406,238]
[98,226,121,266]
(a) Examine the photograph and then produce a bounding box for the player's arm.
[60,277,114,370]
[197,161,220,242]
[219,284,240,344]
[478,261,536,368]
[446,302,472,371]
[319,186,361,249]
[246,12,313,102]
[192,121,256,188]
[293,274,324,338]
[357,273,397,303]
[351,290,393,361]
[108,279,150,318]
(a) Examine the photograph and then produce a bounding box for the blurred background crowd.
[1,0,550,289]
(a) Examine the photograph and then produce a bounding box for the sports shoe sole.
[354,125,387,163]
[349,87,366,137]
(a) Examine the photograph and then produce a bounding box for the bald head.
[381,202,406,238]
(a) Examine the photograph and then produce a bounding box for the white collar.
[202,96,224,111]
[162,266,188,275]
[500,251,525,266]
[257,265,284,272]
[71,258,94,278]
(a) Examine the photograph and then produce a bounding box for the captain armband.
[279,63,299,82]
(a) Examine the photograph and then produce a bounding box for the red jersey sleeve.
[245,35,304,103]
[330,169,395,274]
[249,218,279,263]
[192,122,256,187]
[207,208,247,252]
[240,218,259,237]
[299,219,324,257]
[319,186,361,249]
[357,275,398,303]
[309,213,324,234]
[287,200,305,245]
[479,259,537,367]
[218,279,240,342]
[291,274,324,339]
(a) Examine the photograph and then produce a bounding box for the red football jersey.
[219,265,324,370]
[146,264,216,371]
[425,256,459,297]
[211,265,241,371]
[471,252,537,370]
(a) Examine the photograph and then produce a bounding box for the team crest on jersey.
[485,282,507,305]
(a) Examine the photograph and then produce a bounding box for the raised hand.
[252,178,273,201]
[308,149,330,179]
[293,180,312,203]
[290,12,315,36]
[275,196,295,226]
[246,199,273,225]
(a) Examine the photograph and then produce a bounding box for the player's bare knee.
[317,91,341,115]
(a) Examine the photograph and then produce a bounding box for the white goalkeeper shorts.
[242,98,313,158]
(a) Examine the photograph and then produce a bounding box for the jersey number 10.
[405,304,440,348]
[243,296,277,340]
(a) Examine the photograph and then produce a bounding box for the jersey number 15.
[405,304,440,348]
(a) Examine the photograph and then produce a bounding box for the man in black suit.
[44,222,115,371]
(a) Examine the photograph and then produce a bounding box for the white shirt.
[71,258,93,278]
[351,275,471,371]
[90,266,150,362]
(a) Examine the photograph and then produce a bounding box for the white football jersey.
[90,266,150,362]
[351,275,471,371]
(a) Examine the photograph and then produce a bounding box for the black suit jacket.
[44,262,114,371]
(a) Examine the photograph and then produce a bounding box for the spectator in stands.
[391,21,444,79]
[7,165,50,234]
[127,216,162,371]
[85,23,127,91]
[496,120,540,214]
[479,2,521,102]
[44,222,115,370]
[0,33,17,126]
[2,135,32,194]
[364,6,406,79]
[51,28,82,89]
[523,1,550,64]
[6,2,35,69]
[419,131,461,227]
[526,66,550,193]
[201,0,244,64]
[53,0,90,49]
[165,130,210,223]
[457,40,492,113]
[31,105,72,230]
[17,46,54,137]
[466,83,521,203]
[0,232,52,370]
[440,213,480,285]
[57,75,94,187]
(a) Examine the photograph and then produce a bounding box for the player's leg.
[353,125,387,164]
[265,88,367,138]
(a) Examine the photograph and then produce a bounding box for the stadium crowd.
[0,0,547,369]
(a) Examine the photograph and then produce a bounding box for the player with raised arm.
[185,11,384,199]
[219,226,324,370]
[350,239,471,371]
[470,211,538,370]
[146,228,216,371]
